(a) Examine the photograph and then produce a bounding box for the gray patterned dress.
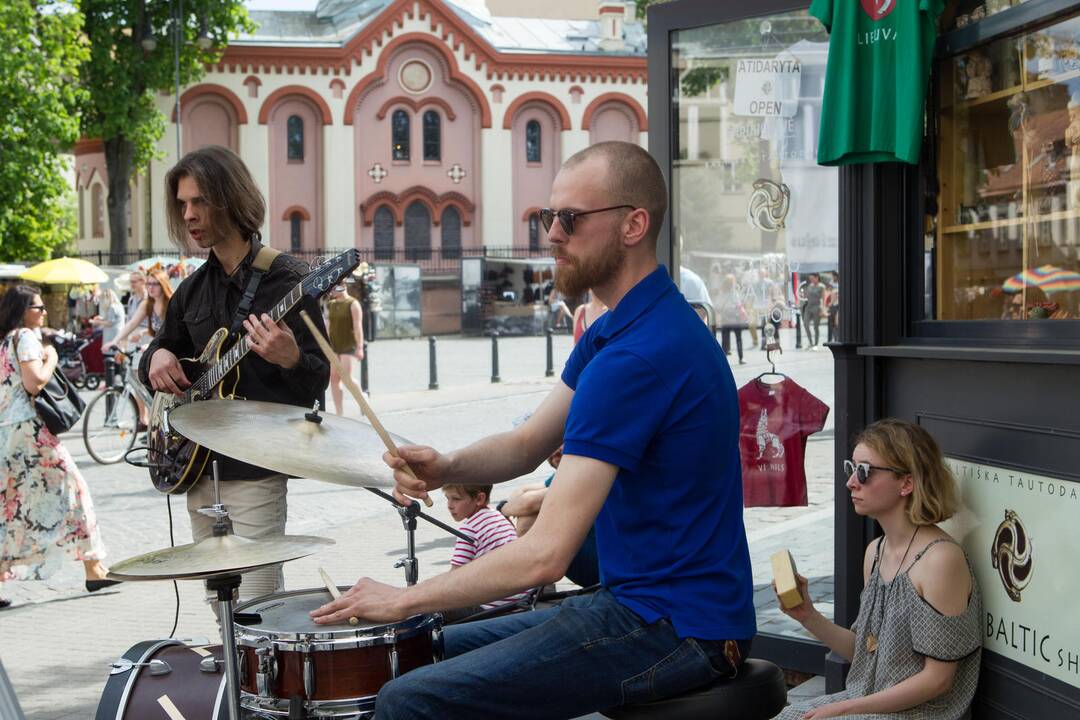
[776,538,982,720]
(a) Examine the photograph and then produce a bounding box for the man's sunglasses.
[843,459,905,484]
[538,205,636,236]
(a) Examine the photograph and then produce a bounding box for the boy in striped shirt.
[443,484,529,620]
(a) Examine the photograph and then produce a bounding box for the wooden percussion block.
[771,549,802,609]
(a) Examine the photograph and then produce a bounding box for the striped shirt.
[451,507,530,608]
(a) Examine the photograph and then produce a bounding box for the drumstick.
[318,567,359,625]
[298,310,433,508]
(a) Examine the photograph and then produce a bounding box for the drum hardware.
[108,658,172,676]
[200,657,224,674]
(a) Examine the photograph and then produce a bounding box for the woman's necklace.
[866,525,919,653]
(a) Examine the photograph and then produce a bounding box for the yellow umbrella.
[19,257,109,285]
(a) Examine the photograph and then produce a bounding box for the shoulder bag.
[12,331,86,435]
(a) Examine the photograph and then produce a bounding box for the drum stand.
[364,488,474,587]
[197,462,245,720]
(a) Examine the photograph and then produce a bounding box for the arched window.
[526,119,541,163]
[374,207,395,260]
[528,213,540,251]
[91,184,104,238]
[404,201,431,261]
[290,212,302,252]
[392,110,410,161]
[423,110,441,162]
[441,207,461,259]
[287,115,304,161]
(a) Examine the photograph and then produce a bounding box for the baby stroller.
[52,331,101,390]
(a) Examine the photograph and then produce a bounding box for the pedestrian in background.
[0,285,117,610]
[325,282,365,415]
[716,273,746,364]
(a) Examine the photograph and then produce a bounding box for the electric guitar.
[146,248,360,494]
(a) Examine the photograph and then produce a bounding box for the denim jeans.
[375,589,748,720]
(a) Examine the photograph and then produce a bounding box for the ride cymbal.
[168,399,408,487]
[107,534,335,581]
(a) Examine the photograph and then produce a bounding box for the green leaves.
[0,1,88,261]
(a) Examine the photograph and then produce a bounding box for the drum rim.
[241,691,377,717]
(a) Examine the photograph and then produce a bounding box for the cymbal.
[168,399,409,487]
[107,533,335,581]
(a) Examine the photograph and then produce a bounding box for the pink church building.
[73,0,647,332]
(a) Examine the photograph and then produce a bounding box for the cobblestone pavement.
[0,329,835,719]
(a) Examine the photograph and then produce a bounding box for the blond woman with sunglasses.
[773,419,981,719]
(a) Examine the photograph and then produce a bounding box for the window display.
[935,14,1080,321]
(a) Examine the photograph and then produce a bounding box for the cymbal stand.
[196,461,243,720]
[363,487,475,587]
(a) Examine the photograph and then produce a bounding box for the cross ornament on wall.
[447,163,467,184]
[368,163,388,183]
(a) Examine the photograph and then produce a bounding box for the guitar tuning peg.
[310,256,326,269]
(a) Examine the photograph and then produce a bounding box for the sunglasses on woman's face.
[843,459,905,484]
[538,205,636,236]
[28,305,47,311]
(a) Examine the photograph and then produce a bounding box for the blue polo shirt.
[561,267,756,641]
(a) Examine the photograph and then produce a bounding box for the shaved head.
[563,141,667,245]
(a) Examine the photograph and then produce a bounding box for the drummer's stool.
[601,659,787,720]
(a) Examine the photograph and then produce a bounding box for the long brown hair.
[855,419,961,526]
[164,145,266,250]
[143,268,173,336]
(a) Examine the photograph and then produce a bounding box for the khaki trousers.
[187,474,288,607]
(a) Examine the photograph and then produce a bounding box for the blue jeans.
[375,589,747,719]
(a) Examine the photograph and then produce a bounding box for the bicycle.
[82,348,153,464]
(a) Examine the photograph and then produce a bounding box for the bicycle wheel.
[82,388,140,464]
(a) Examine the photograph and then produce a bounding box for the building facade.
[73,0,647,285]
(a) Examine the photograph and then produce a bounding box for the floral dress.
[775,538,981,720]
[0,328,105,581]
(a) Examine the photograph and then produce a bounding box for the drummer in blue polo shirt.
[311,141,756,720]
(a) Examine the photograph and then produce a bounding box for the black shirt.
[139,240,331,479]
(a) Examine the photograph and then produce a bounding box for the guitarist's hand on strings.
[244,312,301,370]
[148,349,191,396]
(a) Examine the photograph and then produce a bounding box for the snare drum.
[234,588,443,718]
[95,640,227,719]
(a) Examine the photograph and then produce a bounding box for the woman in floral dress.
[773,419,981,720]
[0,285,115,608]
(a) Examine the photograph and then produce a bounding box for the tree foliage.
[78,0,253,259]
[0,2,88,262]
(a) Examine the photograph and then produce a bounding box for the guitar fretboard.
[187,281,304,399]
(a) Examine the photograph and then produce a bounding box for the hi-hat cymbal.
[168,399,409,487]
[107,534,335,581]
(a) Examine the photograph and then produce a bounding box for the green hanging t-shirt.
[810,0,944,165]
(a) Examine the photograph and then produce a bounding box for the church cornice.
[218,0,646,84]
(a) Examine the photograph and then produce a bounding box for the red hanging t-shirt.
[738,377,829,507]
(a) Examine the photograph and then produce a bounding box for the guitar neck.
[189,281,305,398]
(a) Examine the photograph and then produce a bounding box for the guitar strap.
[229,245,281,339]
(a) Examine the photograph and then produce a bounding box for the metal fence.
[69,246,552,275]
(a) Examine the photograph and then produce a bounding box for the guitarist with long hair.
[138,145,330,606]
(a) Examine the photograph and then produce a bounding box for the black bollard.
[794,310,803,349]
[360,341,370,395]
[428,336,439,390]
[490,331,501,383]
[545,328,554,377]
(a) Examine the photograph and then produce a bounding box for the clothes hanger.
[755,343,788,385]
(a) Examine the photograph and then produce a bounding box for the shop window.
[933,14,1080,323]
[287,115,304,161]
[526,120,541,163]
[423,110,441,162]
[374,207,395,260]
[290,212,302,252]
[670,11,837,643]
[441,206,461,259]
[404,201,431,261]
[528,213,540,251]
[392,110,410,161]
